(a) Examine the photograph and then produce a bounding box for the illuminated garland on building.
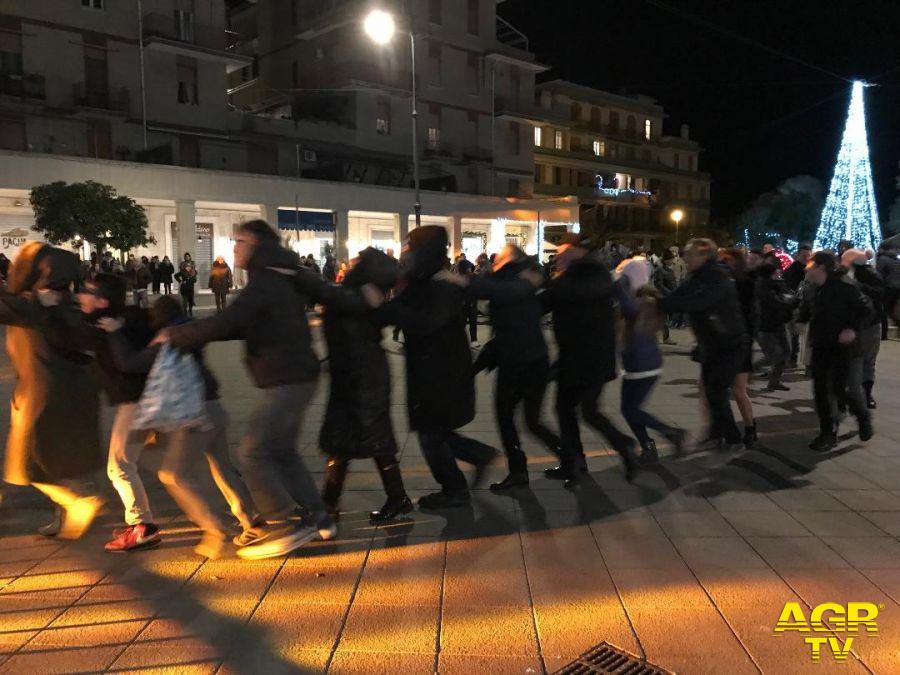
[814,81,881,252]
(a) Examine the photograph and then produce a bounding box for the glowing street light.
[670,208,684,245]
[363,9,421,229]
[363,9,395,45]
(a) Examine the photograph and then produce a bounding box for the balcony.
[495,95,544,124]
[300,61,414,93]
[535,182,655,207]
[142,13,252,73]
[72,83,130,114]
[0,71,45,100]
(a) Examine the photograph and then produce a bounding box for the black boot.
[662,427,687,457]
[863,381,877,409]
[322,457,349,521]
[620,439,640,483]
[638,440,660,466]
[743,424,758,449]
[370,456,412,523]
[490,473,530,491]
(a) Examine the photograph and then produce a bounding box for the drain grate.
[553,642,672,675]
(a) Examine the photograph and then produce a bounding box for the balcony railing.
[72,83,130,113]
[300,61,414,92]
[143,12,230,52]
[0,71,45,100]
[496,16,529,51]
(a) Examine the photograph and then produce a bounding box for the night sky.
[499,0,900,225]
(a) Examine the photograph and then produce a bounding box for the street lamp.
[364,8,421,229]
[670,208,684,246]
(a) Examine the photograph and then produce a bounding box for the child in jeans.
[105,295,265,559]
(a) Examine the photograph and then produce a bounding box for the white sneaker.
[317,520,338,542]
[236,524,317,560]
[470,341,481,349]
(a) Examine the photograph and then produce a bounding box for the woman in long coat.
[208,256,233,313]
[320,248,412,523]
[1,242,103,538]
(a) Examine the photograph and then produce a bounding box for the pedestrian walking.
[322,255,337,283]
[208,256,233,313]
[542,235,638,486]
[158,220,342,559]
[380,226,497,508]
[78,273,162,552]
[438,244,560,491]
[176,253,197,316]
[755,261,797,392]
[653,250,678,344]
[452,252,480,348]
[615,282,686,464]
[159,256,175,295]
[1,243,103,539]
[783,245,812,366]
[801,251,873,451]
[320,248,414,522]
[841,248,884,410]
[662,240,747,451]
[128,256,152,308]
[105,294,266,559]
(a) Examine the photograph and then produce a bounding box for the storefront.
[278,208,335,266]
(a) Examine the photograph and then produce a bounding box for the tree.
[735,175,824,249]
[29,181,155,258]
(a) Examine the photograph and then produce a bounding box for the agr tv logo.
[774,602,882,662]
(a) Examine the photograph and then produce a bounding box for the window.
[590,106,602,127]
[0,116,26,151]
[626,146,635,160]
[673,152,680,169]
[82,37,109,108]
[570,102,581,121]
[510,67,521,101]
[642,149,651,162]
[626,115,636,136]
[608,111,619,130]
[176,56,199,105]
[427,126,440,150]
[644,119,652,140]
[570,136,582,152]
[427,103,441,149]
[467,53,480,94]
[534,165,543,183]
[467,0,479,35]
[688,155,695,171]
[534,127,542,147]
[180,136,200,168]
[467,110,478,147]
[593,140,603,156]
[376,98,391,135]
[291,61,298,88]
[81,0,104,8]
[428,43,442,86]
[508,122,520,155]
[508,178,520,197]
[174,8,195,43]
[554,130,563,150]
[553,166,562,185]
[429,0,442,24]
[0,21,24,77]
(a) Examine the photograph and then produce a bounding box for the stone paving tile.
[828,489,900,511]
[329,651,435,674]
[859,511,900,536]
[789,510,889,538]
[438,653,543,674]
[440,604,539,656]
[337,604,438,654]
[745,536,852,570]
[0,646,123,673]
[718,509,812,537]
[652,511,737,538]
[820,537,900,569]
[765,487,851,511]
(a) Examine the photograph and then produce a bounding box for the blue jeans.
[620,376,675,451]
[237,383,326,521]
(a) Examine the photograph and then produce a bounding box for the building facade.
[532,80,711,248]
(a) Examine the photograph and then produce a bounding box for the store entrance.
[171,222,213,289]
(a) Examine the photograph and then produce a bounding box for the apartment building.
[532,80,711,248]
[0,0,576,274]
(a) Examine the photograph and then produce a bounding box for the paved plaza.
[2,307,900,674]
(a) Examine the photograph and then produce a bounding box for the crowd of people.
[0,219,894,561]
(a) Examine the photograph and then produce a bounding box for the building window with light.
[534,127,542,147]
[554,130,563,150]
[376,98,390,135]
[644,119,652,140]
[427,126,441,150]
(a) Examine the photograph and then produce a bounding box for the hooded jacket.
[802,270,872,360]
[320,248,400,458]
[380,226,475,431]
[0,243,102,485]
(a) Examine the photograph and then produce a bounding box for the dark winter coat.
[543,255,617,387]
[208,262,233,294]
[849,265,884,329]
[320,249,399,458]
[783,260,807,292]
[661,259,746,362]
[735,271,757,337]
[167,239,362,388]
[755,273,798,333]
[129,264,152,291]
[652,264,677,295]
[876,248,900,290]
[1,243,101,486]
[465,258,547,368]
[802,272,872,361]
[159,260,175,283]
[381,226,475,432]
[149,260,162,284]
[83,307,155,405]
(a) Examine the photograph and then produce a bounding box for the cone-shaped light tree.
[814,81,881,252]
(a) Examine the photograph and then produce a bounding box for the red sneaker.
[104,524,162,552]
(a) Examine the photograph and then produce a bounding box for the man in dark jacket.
[755,262,797,391]
[543,236,637,486]
[159,220,352,559]
[438,244,559,491]
[380,226,497,509]
[783,244,812,366]
[661,239,746,450]
[876,242,900,339]
[841,249,884,410]
[801,251,873,450]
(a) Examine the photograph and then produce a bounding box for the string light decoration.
[814,81,881,252]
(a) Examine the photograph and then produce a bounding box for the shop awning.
[277,209,335,233]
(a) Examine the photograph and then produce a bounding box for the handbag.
[131,344,210,433]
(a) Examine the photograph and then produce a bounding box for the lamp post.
[670,208,684,246]
[364,9,421,229]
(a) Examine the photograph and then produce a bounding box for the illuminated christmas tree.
[814,81,881,252]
